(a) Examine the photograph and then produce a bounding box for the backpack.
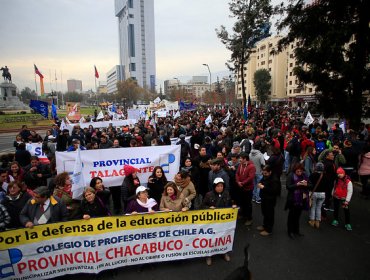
[315,141,326,154]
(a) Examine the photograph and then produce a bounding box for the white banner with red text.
[0,208,237,279]
[55,145,181,188]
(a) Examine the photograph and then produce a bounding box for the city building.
[67,79,82,93]
[106,65,124,94]
[236,35,316,105]
[286,41,316,104]
[115,0,156,91]
[97,81,108,95]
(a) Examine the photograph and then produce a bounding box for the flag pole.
[34,63,38,100]
[55,69,59,108]
[61,70,64,109]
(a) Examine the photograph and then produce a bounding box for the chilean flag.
[34,64,44,79]
[94,65,99,79]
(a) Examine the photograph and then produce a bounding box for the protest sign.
[0,208,237,279]
[66,102,81,121]
[56,145,181,187]
[26,143,50,164]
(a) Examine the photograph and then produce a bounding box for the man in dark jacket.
[24,156,51,190]
[208,159,230,192]
[20,186,68,228]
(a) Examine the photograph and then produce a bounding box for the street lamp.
[202,63,212,93]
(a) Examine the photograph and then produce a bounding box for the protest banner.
[26,143,50,164]
[66,102,81,121]
[0,208,237,279]
[55,145,181,187]
[65,119,136,133]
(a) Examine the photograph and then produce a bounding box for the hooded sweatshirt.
[249,149,265,175]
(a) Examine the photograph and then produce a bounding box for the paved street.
[56,177,370,280]
[0,130,47,154]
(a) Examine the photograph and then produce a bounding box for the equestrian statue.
[0,66,12,82]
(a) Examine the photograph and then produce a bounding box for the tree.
[277,0,370,129]
[19,87,37,104]
[216,0,275,108]
[116,78,143,106]
[253,69,271,103]
[64,92,83,102]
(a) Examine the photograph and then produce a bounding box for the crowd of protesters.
[0,104,370,264]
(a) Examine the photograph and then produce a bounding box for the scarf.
[137,198,157,211]
[174,176,191,190]
[170,194,177,201]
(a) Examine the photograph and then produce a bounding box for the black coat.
[3,192,32,229]
[259,175,280,200]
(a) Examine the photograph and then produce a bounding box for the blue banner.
[179,100,197,111]
[29,100,48,118]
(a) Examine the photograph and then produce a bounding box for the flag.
[79,117,86,123]
[205,114,212,126]
[65,117,71,124]
[153,97,161,104]
[339,120,346,133]
[243,103,248,120]
[174,110,181,119]
[304,111,314,125]
[60,119,67,131]
[29,100,48,118]
[51,102,58,120]
[94,65,99,79]
[247,94,252,113]
[96,110,104,120]
[221,113,230,124]
[34,64,44,78]
[71,147,86,200]
[318,115,324,125]
[40,77,45,95]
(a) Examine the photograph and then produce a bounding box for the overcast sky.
[0,0,280,93]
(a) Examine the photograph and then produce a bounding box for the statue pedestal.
[0,81,29,110]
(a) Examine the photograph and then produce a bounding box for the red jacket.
[236,161,256,191]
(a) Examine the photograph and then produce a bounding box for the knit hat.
[336,167,346,175]
[124,165,139,176]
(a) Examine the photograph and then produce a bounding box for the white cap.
[194,143,200,150]
[213,177,224,185]
[136,186,148,195]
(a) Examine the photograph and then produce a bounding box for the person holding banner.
[126,186,158,214]
[160,181,189,212]
[90,177,111,208]
[174,171,196,209]
[53,172,81,220]
[20,186,68,228]
[121,165,141,212]
[81,187,111,220]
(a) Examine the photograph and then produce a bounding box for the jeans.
[253,174,263,201]
[309,192,325,221]
[284,151,290,172]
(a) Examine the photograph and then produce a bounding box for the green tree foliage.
[19,87,37,104]
[216,0,274,107]
[277,0,370,129]
[64,92,83,102]
[116,78,143,105]
[253,69,271,103]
